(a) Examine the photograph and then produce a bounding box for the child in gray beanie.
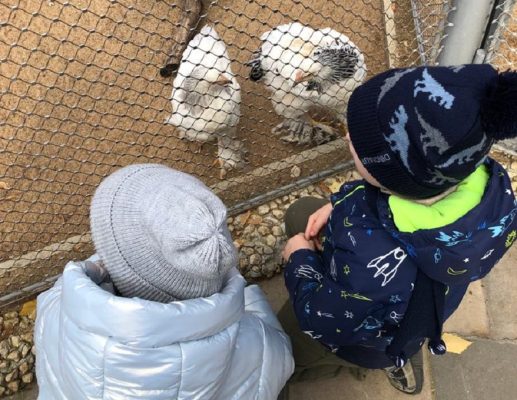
[90,164,238,302]
[35,164,294,400]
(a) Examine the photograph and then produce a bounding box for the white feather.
[167,25,241,143]
[258,23,366,122]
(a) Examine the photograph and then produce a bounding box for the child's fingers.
[304,214,316,240]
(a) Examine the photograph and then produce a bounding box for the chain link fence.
[0,0,490,308]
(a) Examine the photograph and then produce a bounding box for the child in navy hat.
[279,64,517,395]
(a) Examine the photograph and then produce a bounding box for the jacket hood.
[379,158,517,286]
[61,261,245,347]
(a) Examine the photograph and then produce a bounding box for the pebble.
[270,202,278,210]
[3,319,18,331]
[266,235,276,248]
[7,351,20,362]
[272,209,284,219]
[257,226,270,236]
[20,344,30,358]
[239,257,249,271]
[18,362,29,375]
[249,254,262,266]
[248,214,263,225]
[262,246,274,255]
[241,247,254,257]
[257,205,270,215]
[9,336,19,348]
[272,226,284,237]
[247,270,262,279]
[5,369,18,383]
[21,372,33,384]
[7,381,19,393]
[0,341,9,358]
[0,361,10,373]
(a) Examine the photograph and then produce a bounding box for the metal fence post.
[438,0,496,65]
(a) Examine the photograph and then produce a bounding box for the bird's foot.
[311,122,339,145]
[216,139,247,180]
[279,119,314,145]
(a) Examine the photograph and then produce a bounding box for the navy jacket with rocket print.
[284,158,517,368]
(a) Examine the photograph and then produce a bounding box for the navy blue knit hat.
[347,64,517,199]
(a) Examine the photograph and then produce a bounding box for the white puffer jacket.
[35,259,294,400]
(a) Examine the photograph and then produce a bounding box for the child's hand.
[304,202,332,248]
[282,233,315,262]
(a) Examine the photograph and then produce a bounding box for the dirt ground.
[0,0,452,295]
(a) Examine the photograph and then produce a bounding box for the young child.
[35,164,294,399]
[280,64,517,395]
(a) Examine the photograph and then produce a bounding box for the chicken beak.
[293,70,313,86]
[215,75,232,86]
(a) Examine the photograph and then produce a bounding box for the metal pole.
[437,0,496,65]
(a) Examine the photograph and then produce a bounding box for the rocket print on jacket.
[367,247,407,287]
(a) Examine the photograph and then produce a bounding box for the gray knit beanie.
[90,164,238,302]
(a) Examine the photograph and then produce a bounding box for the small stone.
[7,351,20,361]
[21,372,33,384]
[0,340,9,358]
[3,318,18,331]
[266,235,277,247]
[251,266,260,272]
[282,196,289,202]
[20,344,30,358]
[233,239,243,250]
[7,380,19,392]
[0,386,4,396]
[257,226,270,236]
[263,246,274,255]
[227,217,233,224]
[272,209,284,219]
[272,226,283,237]
[9,336,20,348]
[248,214,263,225]
[270,202,278,210]
[241,247,254,257]
[247,270,262,279]
[20,333,33,342]
[290,165,301,178]
[4,312,18,320]
[242,225,255,236]
[0,360,10,373]
[255,246,264,255]
[5,369,18,382]
[257,204,270,215]
[0,316,3,326]
[263,216,279,226]
[18,362,29,375]
[239,258,249,270]
[228,225,234,232]
[249,254,262,265]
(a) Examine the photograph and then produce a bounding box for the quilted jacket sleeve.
[218,285,294,400]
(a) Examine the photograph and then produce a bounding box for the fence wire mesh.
[0,0,455,306]
[485,0,517,153]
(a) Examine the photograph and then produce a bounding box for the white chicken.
[248,22,367,145]
[167,25,244,179]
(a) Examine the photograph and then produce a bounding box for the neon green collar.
[388,165,489,233]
